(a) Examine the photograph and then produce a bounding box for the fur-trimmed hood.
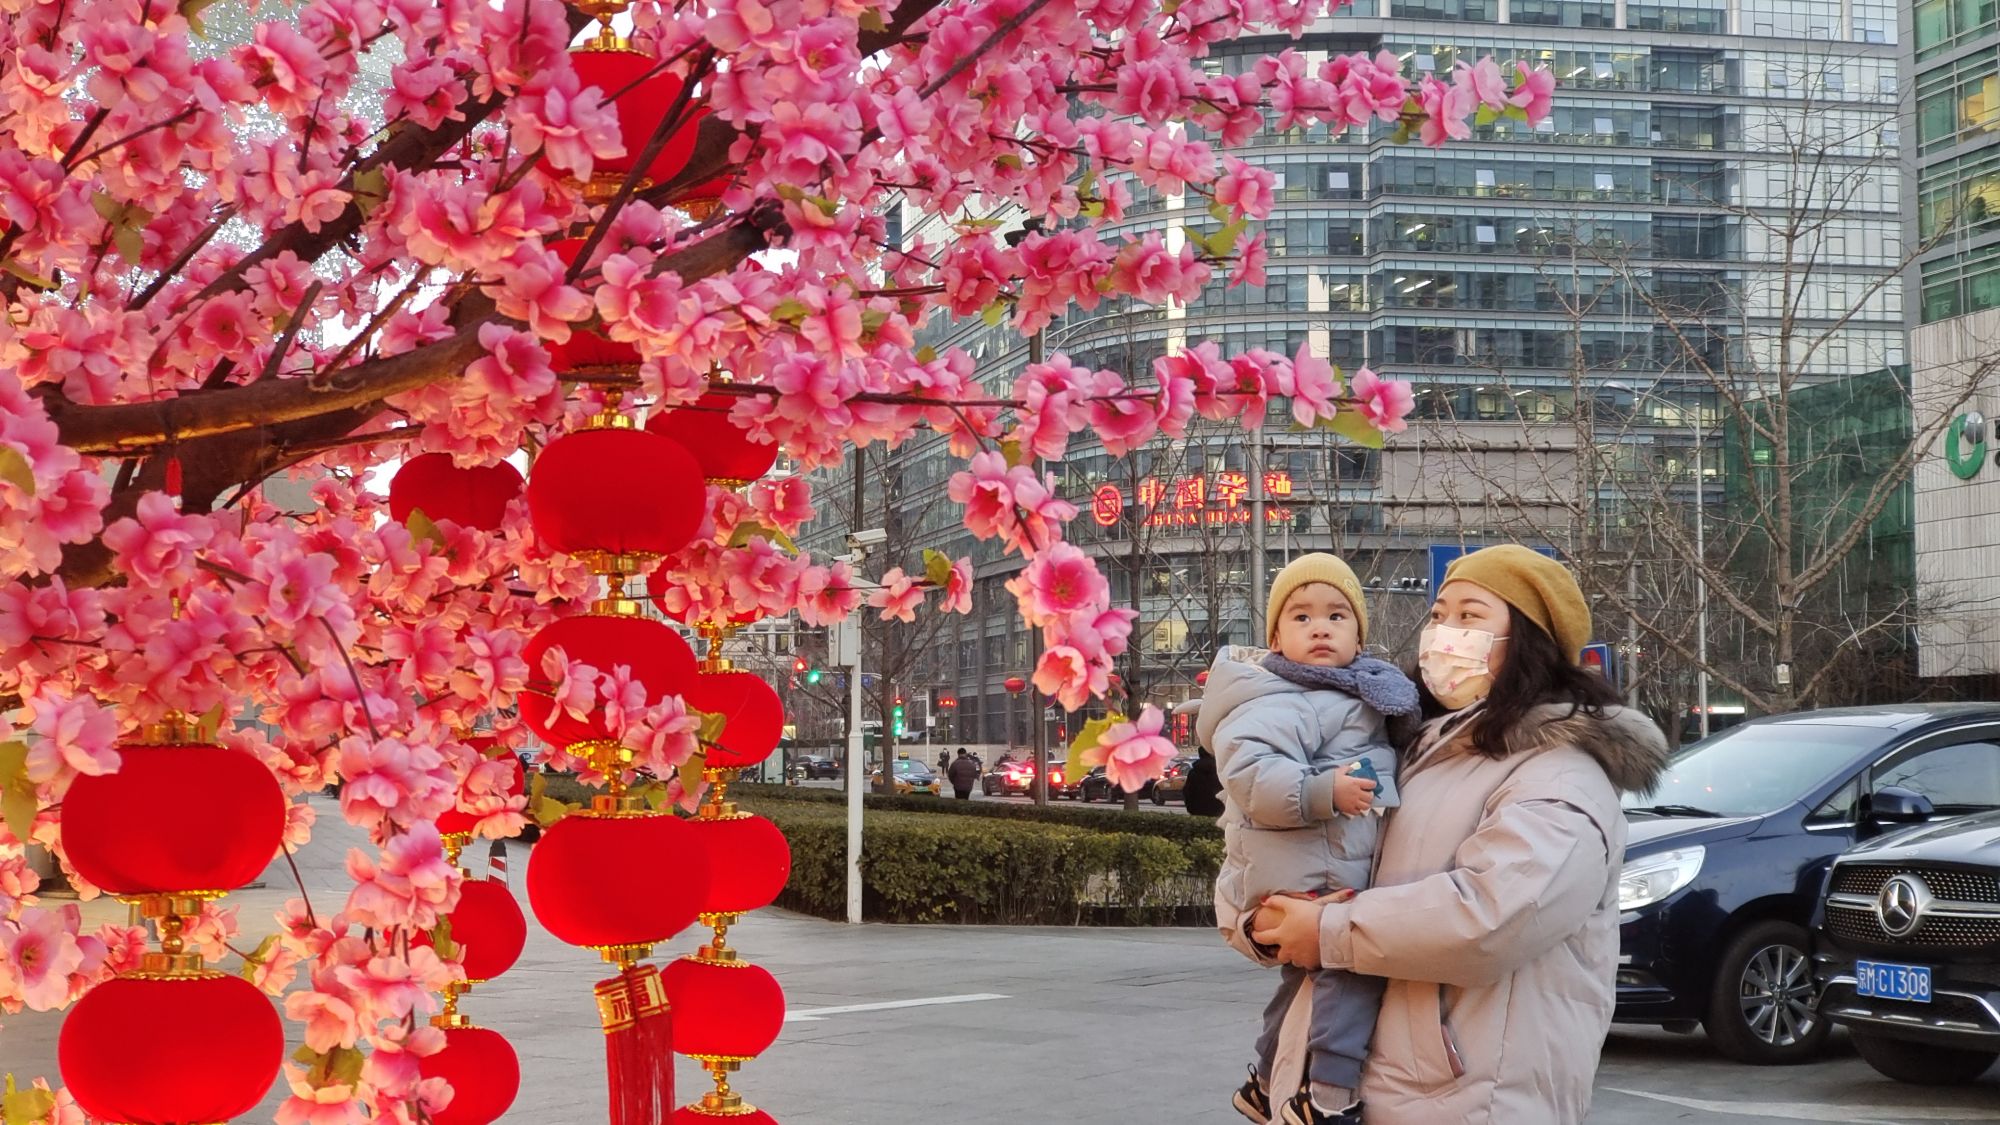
[1499,702,1671,794]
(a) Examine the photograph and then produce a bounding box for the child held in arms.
[1198,554,1419,1125]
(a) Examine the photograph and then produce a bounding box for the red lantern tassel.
[596,963,674,1125]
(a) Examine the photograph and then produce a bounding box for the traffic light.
[891,698,906,736]
[793,656,808,674]
[805,668,822,685]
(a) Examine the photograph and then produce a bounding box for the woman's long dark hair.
[1414,606,1624,758]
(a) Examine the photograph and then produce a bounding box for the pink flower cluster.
[1082,706,1180,792]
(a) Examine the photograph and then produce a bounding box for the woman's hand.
[1252,889,1355,968]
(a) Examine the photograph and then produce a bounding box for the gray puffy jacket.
[1198,646,1403,918]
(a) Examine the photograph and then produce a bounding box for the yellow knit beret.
[1442,545,1592,663]
[1266,553,1369,646]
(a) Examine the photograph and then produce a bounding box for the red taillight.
[1051,770,1064,784]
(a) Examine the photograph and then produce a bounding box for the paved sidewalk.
[6,797,1999,1122]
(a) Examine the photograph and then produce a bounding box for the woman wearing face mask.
[1250,545,1669,1125]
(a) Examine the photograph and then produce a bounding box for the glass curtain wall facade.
[804,3,1904,743]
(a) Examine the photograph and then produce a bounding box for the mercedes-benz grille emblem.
[1875,874,1931,938]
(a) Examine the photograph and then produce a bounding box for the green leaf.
[770,298,809,324]
[350,167,389,219]
[980,299,1008,327]
[959,217,1006,231]
[994,153,1023,171]
[695,707,728,745]
[1205,218,1248,258]
[858,7,887,30]
[0,448,34,497]
[773,184,806,203]
[0,259,56,290]
[1208,199,1232,224]
[1475,103,1500,127]
[238,933,281,982]
[1504,104,1530,123]
[808,194,840,219]
[1064,715,1121,790]
[0,742,34,845]
[1317,405,1388,449]
[1079,199,1104,219]
[404,507,447,551]
[293,1045,366,1089]
[914,345,937,364]
[3,1077,55,1125]
[429,916,457,961]
[860,308,890,336]
[112,226,143,266]
[921,548,953,588]
[195,701,225,742]
[90,192,123,224]
[180,0,220,35]
[999,438,1027,469]
[678,746,708,805]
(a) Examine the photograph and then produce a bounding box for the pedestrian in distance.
[1201,554,1420,1125]
[936,749,950,775]
[1251,545,1670,1125]
[947,747,980,800]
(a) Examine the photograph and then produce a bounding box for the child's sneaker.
[1231,1066,1272,1124]
[1277,1090,1363,1125]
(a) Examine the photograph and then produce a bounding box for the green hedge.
[739,793,1221,925]
[729,781,1222,844]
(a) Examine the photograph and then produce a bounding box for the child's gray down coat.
[1198,646,1402,920]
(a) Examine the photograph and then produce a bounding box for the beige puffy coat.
[1313,703,1668,1124]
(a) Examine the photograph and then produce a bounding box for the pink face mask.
[1418,624,1507,709]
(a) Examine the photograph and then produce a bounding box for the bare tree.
[1414,85,1998,716]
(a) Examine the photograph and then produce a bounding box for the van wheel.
[1152,789,1167,805]
[1853,1031,1999,1084]
[1704,920,1828,1064]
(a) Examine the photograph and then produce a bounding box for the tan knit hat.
[1266,553,1368,646]
[1441,545,1591,663]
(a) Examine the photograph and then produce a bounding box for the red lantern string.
[388,453,524,533]
[61,738,285,897]
[421,1026,521,1125]
[59,974,283,1124]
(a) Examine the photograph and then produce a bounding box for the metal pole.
[844,617,864,924]
[1626,561,1640,706]
[1694,433,1711,739]
[1249,422,1267,646]
[1028,325,1050,806]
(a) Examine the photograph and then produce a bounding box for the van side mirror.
[1867,786,1936,825]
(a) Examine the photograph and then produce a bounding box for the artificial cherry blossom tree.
[0,0,1549,1116]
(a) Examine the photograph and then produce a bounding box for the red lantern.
[60,973,283,1124]
[519,613,697,751]
[527,811,710,953]
[436,740,526,841]
[681,670,783,769]
[62,742,285,896]
[663,957,785,1059]
[421,1026,521,1125]
[645,392,778,487]
[388,453,524,532]
[687,814,790,917]
[526,427,706,564]
[562,48,702,189]
[424,878,527,984]
[546,239,642,380]
[1003,676,1027,694]
[674,1108,777,1124]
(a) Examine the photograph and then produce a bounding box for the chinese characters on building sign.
[1089,472,1299,528]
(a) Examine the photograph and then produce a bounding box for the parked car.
[869,758,942,796]
[1615,703,2000,1064]
[1816,804,2000,1085]
[790,753,841,780]
[1151,755,1198,805]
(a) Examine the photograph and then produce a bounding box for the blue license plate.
[1856,960,1932,1003]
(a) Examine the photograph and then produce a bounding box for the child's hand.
[1333,769,1377,816]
